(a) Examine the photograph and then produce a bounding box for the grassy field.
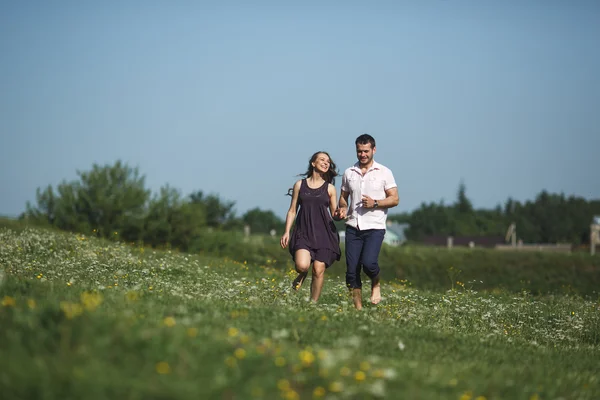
[1,227,599,400]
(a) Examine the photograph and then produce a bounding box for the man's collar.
[352,160,380,172]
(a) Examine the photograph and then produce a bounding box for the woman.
[280,151,341,302]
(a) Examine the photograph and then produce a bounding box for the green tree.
[144,185,206,250]
[242,208,284,235]
[24,161,150,241]
[189,191,237,229]
[455,181,473,214]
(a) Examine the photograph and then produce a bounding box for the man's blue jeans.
[345,226,385,289]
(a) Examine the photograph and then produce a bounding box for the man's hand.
[334,207,347,221]
[361,195,376,208]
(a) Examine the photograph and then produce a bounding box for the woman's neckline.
[304,178,327,190]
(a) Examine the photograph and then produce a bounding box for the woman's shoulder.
[327,182,337,194]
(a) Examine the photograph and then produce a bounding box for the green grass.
[1,227,600,400]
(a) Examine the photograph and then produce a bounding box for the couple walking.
[280,134,399,310]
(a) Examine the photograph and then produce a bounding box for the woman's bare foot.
[292,272,307,291]
[370,277,381,304]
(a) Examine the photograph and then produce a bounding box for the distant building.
[594,216,600,225]
[384,221,409,246]
[421,235,505,248]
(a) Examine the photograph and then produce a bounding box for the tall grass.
[1,226,599,399]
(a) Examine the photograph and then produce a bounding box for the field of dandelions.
[1,227,599,400]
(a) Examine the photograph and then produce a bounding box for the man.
[334,134,399,310]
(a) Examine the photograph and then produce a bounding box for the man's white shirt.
[340,161,397,230]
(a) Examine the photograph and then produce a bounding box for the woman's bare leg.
[309,261,326,302]
[292,250,311,290]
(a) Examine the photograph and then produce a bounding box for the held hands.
[280,232,290,249]
[333,207,347,221]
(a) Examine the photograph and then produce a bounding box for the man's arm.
[334,189,350,220]
[377,187,399,209]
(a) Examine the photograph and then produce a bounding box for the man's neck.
[359,160,374,173]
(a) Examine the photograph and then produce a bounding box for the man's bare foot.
[370,277,381,305]
[292,272,307,291]
[352,288,363,310]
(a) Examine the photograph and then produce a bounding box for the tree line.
[22,161,600,249]
[23,161,284,251]
[387,183,600,245]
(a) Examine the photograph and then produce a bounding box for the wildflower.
[283,390,299,400]
[275,357,286,367]
[155,361,170,374]
[328,381,343,393]
[224,356,237,368]
[277,379,290,391]
[459,391,473,400]
[60,302,84,319]
[475,396,487,400]
[163,316,176,327]
[372,369,385,378]
[355,371,366,382]
[398,340,405,350]
[27,299,36,309]
[234,348,246,360]
[313,386,326,397]
[360,361,371,371]
[187,327,198,338]
[340,366,351,376]
[299,349,315,366]
[2,296,16,307]
[228,327,239,337]
[80,292,103,311]
[126,291,139,302]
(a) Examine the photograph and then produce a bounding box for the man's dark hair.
[355,134,376,148]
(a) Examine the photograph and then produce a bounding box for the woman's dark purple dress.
[289,179,341,268]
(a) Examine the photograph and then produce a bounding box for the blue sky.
[1,1,599,220]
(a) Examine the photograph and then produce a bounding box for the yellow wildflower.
[299,349,315,366]
[277,379,290,391]
[234,348,246,360]
[126,291,139,302]
[2,296,16,307]
[60,302,84,319]
[354,371,366,382]
[228,327,239,337]
[224,356,237,368]
[275,357,286,367]
[155,362,170,374]
[27,299,36,309]
[163,316,176,327]
[329,381,343,393]
[313,386,326,398]
[187,327,198,338]
[80,292,103,311]
[459,391,473,400]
